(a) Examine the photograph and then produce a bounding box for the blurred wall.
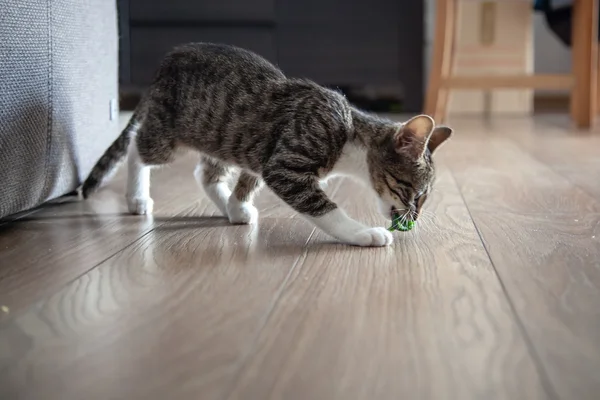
[533,13,571,94]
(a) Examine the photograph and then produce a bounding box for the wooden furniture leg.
[597,51,600,114]
[435,0,456,123]
[424,0,456,123]
[571,0,597,128]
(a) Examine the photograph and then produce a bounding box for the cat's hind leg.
[227,171,263,224]
[127,122,177,215]
[195,156,233,217]
[126,139,154,215]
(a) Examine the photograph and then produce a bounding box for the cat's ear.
[394,114,435,158]
[427,126,453,154]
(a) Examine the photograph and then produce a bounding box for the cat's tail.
[80,108,143,199]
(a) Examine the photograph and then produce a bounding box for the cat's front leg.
[263,168,392,247]
[309,207,393,247]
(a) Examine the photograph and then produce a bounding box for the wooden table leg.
[571,0,597,129]
[435,0,456,123]
[424,0,456,123]
[597,51,600,114]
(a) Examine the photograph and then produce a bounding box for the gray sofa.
[0,0,119,218]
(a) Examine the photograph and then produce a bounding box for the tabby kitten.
[82,43,452,247]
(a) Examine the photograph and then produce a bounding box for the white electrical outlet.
[109,98,118,121]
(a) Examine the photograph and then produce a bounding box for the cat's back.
[154,42,285,85]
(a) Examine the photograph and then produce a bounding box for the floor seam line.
[446,165,561,400]
[0,207,42,228]
[7,203,200,318]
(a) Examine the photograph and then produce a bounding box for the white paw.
[127,197,154,215]
[227,201,259,225]
[348,227,394,247]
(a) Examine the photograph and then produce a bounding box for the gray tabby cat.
[82,43,452,247]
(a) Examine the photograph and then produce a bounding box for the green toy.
[388,214,415,232]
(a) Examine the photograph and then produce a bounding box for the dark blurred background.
[117,0,424,113]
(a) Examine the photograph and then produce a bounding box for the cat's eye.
[385,170,414,190]
[414,191,426,204]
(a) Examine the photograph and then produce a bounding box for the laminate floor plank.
[506,118,600,200]
[0,175,343,400]
[439,130,600,400]
[0,157,218,314]
[0,216,317,400]
[225,168,548,400]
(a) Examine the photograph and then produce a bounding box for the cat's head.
[368,114,453,223]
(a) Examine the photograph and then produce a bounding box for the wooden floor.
[1,115,599,400]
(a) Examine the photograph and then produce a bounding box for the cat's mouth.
[390,207,415,222]
[390,207,402,220]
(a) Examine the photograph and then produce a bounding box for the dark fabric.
[0,0,119,218]
[542,5,600,47]
[534,0,551,11]
[544,6,574,46]
[534,0,572,11]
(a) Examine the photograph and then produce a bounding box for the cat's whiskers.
[399,210,410,225]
